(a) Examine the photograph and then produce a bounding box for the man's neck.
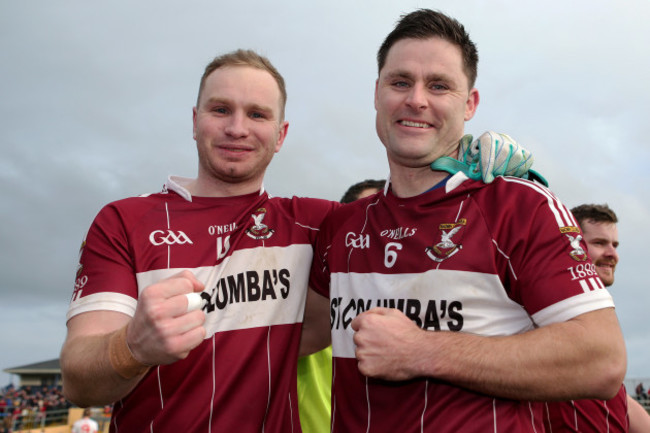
[186,175,263,198]
[388,164,452,198]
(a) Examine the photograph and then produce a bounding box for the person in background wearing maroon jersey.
[297,179,386,433]
[340,179,386,204]
[309,9,627,433]
[545,204,650,432]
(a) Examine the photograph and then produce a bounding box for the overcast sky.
[2,0,649,388]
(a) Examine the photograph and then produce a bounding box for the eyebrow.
[383,69,456,85]
[203,97,275,116]
[588,236,619,246]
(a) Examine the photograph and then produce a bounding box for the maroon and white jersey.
[310,173,615,433]
[544,384,628,432]
[68,176,338,433]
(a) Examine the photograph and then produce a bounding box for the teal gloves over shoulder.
[430,131,548,186]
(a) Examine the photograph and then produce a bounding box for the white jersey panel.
[136,244,312,335]
[66,292,136,321]
[532,289,614,326]
[330,269,534,359]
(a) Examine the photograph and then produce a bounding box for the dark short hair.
[570,203,618,228]
[377,9,479,89]
[196,49,287,120]
[340,179,386,203]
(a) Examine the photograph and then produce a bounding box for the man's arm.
[61,271,206,407]
[627,393,650,433]
[351,307,625,401]
[298,288,331,357]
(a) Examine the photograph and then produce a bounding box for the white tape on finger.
[185,292,205,313]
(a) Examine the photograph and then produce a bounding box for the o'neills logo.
[425,219,466,262]
[246,208,274,240]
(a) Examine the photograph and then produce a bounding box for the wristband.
[108,325,151,379]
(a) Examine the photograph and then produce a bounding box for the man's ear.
[464,88,479,121]
[192,107,198,140]
[275,121,289,153]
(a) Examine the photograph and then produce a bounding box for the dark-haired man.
[310,9,626,432]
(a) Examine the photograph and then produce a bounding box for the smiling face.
[581,220,619,287]
[374,37,479,172]
[192,65,288,195]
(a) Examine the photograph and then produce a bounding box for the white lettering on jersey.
[216,235,231,260]
[149,230,194,246]
[384,242,402,268]
[208,222,237,236]
[135,244,312,335]
[380,227,417,240]
[345,232,370,249]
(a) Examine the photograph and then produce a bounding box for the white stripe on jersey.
[330,269,534,359]
[579,278,605,293]
[209,334,216,430]
[532,290,614,327]
[135,244,312,336]
[66,292,136,321]
[164,202,171,270]
[69,244,313,333]
[501,178,576,228]
[528,402,539,433]
[421,381,429,433]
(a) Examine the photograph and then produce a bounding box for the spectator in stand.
[545,204,650,432]
[635,383,645,401]
[1,414,11,433]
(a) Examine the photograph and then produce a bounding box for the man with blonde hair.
[61,49,335,432]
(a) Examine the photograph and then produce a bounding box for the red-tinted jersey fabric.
[310,173,615,433]
[544,384,628,432]
[68,176,338,433]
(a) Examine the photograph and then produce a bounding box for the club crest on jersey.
[246,208,274,240]
[561,226,587,262]
[426,219,466,262]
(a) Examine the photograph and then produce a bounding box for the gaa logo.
[149,230,194,246]
[345,232,370,249]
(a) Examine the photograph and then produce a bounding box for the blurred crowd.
[0,384,71,432]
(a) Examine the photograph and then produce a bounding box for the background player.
[297,179,385,433]
[545,203,650,432]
